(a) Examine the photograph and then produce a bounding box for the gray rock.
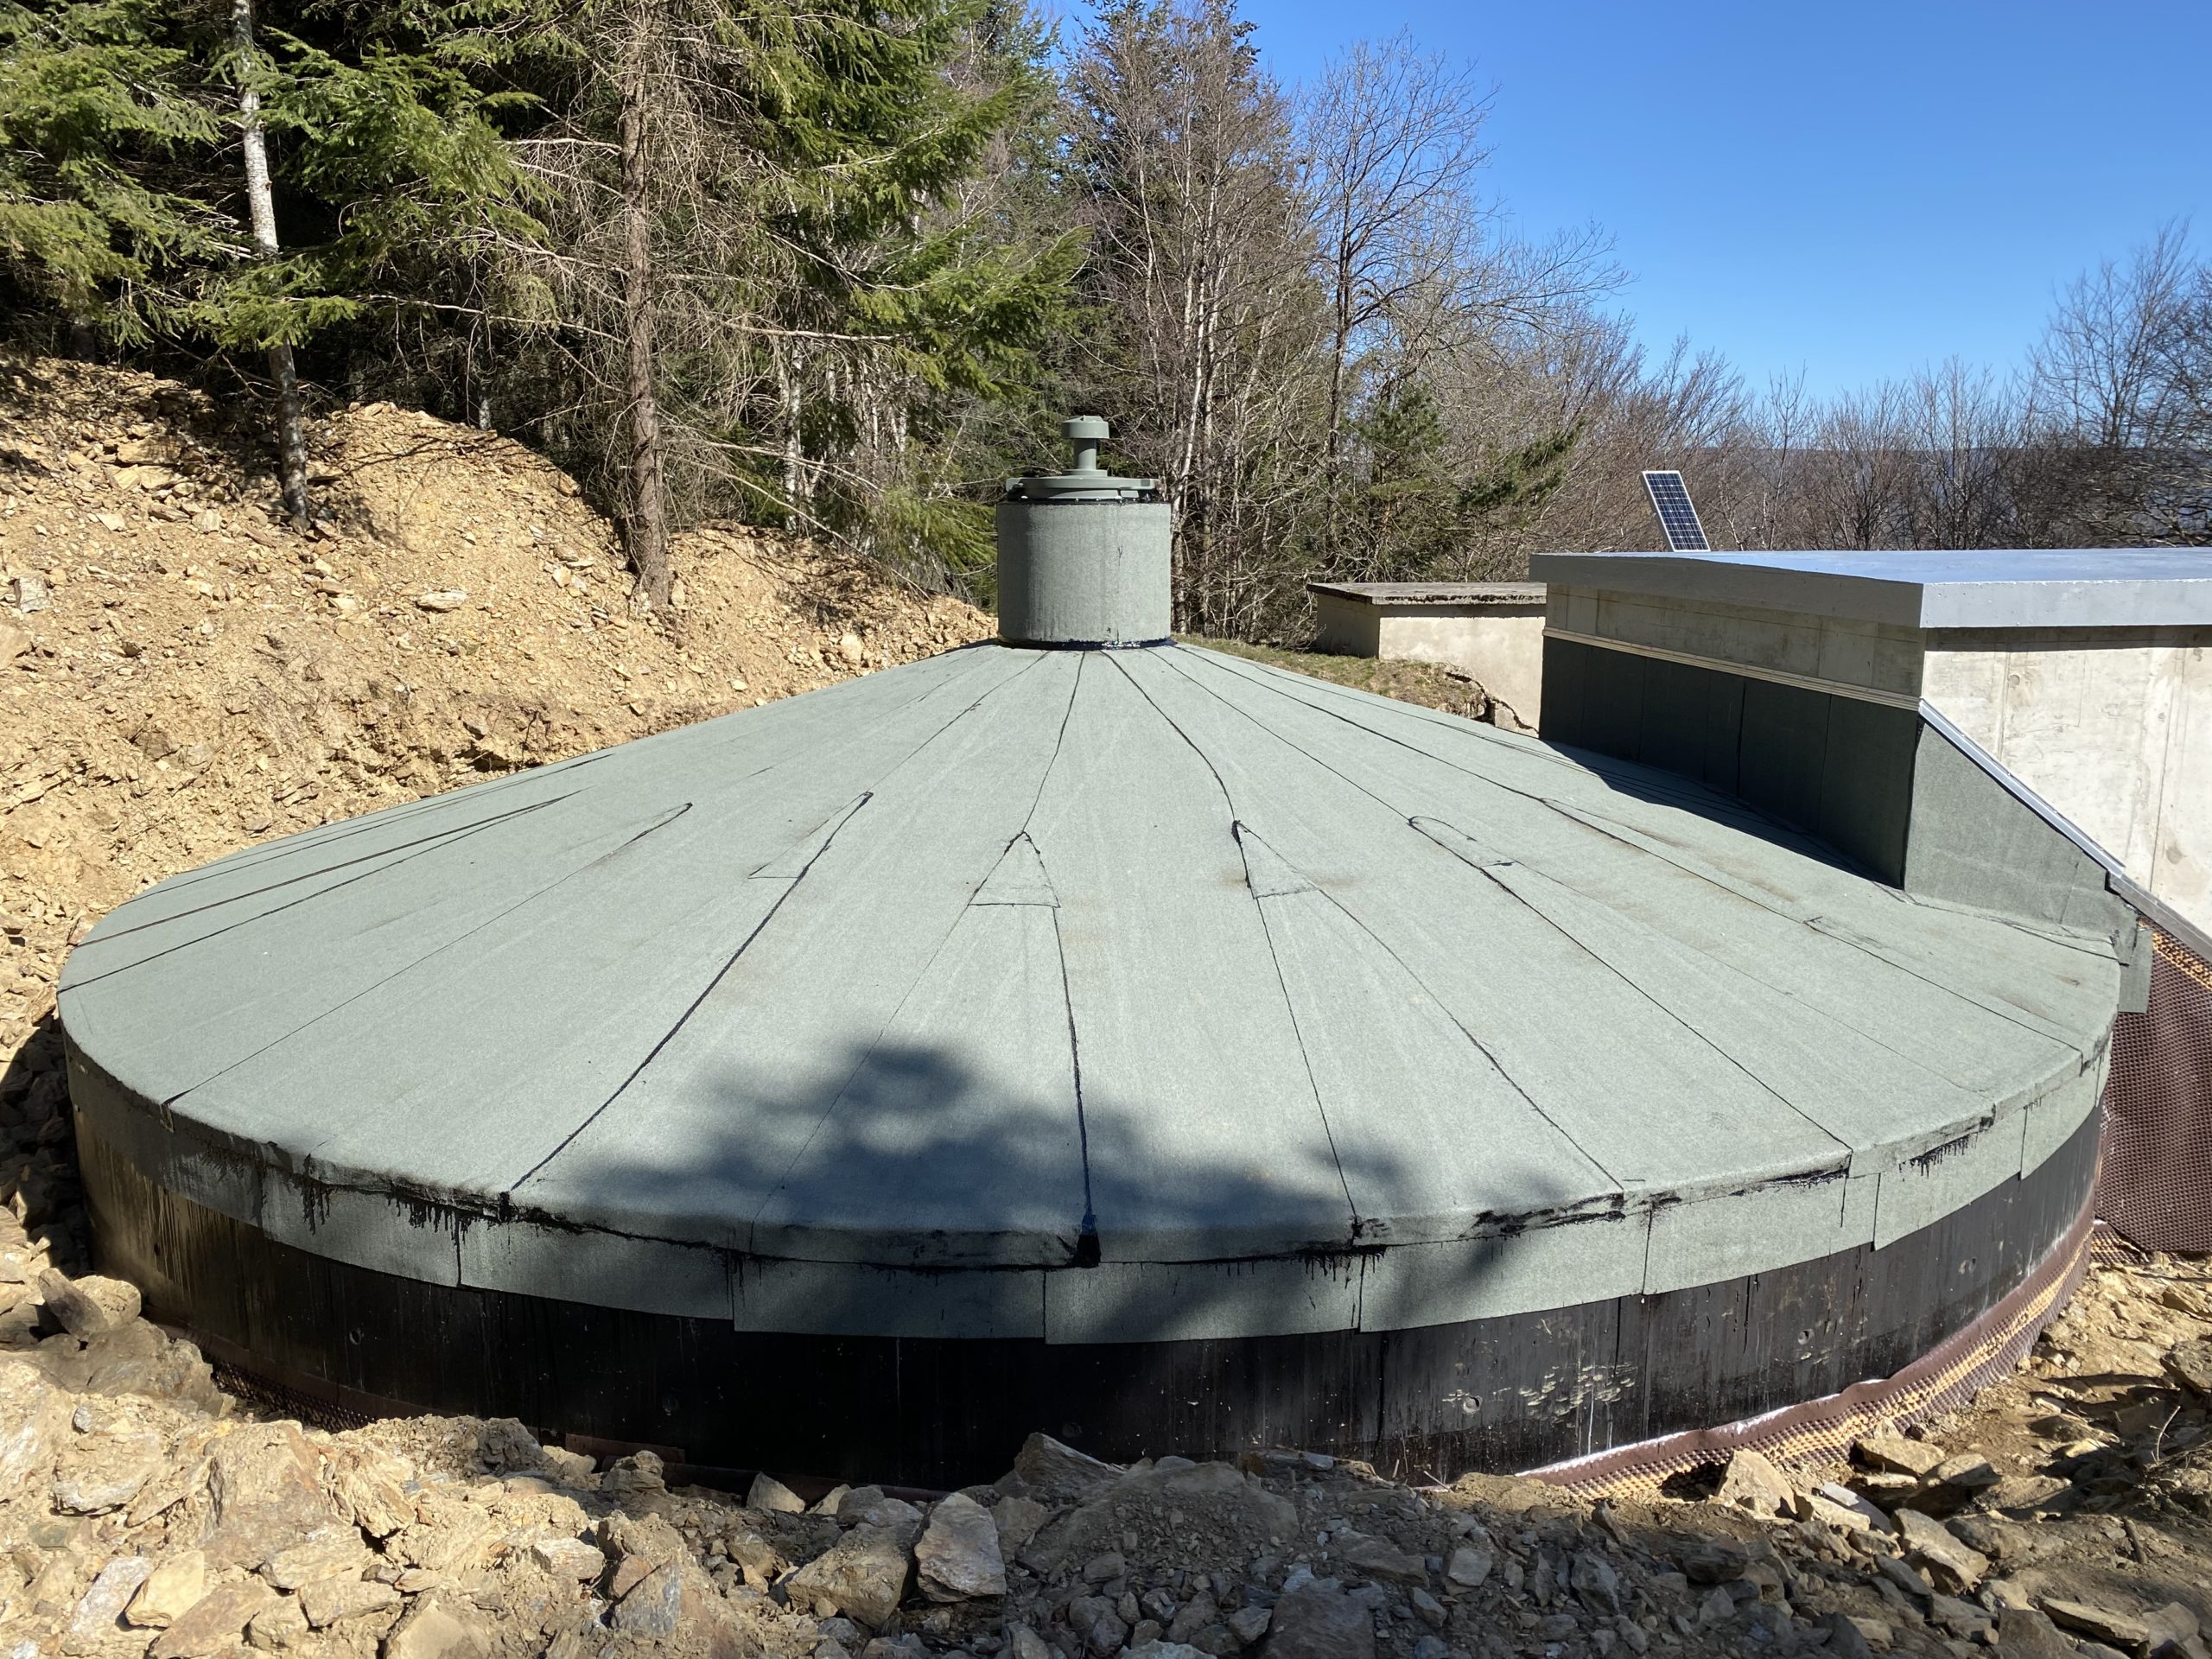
[1228,1606,1274,1644]
[35,1271,139,1338]
[1083,1551,1127,1584]
[1675,1539,1750,1586]
[917,1494,1006,1602]
[993,1496,1051,1554]
[1927,1593,1991,1640]
[1570,1551,1622,1617]
[1007,1626,1054,1659]
[1876,1555,1933,1600]
[1264,1580,1375,1659]
[1992,1610,2077,1658]
[1406,1589,1445,1631]
[62,1556,152,1656]
[750,1471,809,1513]
[1169,1591,1221,1643]
[2147,1600,2202,1649]
[785,1526,915,1631]
[1012,1433,1122,1504]
[1442,1545,1491,1590]
[1893,1507,1988,1592]
[474,1418,539,1472]
[1333,1533,1425,1586]
[1126,1643,1210,1659]
[2044,1598,2153,1650]
[1814,1614,1873,1659]
[849,1495,926,1532]
[608,1565,686,1637]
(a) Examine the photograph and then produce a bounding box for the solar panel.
[1642,470,1710,552]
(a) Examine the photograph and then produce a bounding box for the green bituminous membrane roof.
[59,644,2119,1340]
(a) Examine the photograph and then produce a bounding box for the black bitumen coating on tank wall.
[77,1085,2099,1487]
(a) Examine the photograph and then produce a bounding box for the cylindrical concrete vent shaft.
[997,416,1170,647]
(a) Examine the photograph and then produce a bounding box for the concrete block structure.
[1307,582,1546,729]
[1532,550,2212,947]
[59,465,2158,1485]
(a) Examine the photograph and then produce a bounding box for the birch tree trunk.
[616,22,673,612]
[231,0,310,531]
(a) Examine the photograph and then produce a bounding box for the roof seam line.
[1109,652,1359,1230]
[505,791,876,1199]
[1155,650,1624,1189]
[734,653,1071,1241]
[171,802,697,1124]
[78,791,578,950]
[63,797,575,995]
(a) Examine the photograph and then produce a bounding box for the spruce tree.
[1,0,533,522]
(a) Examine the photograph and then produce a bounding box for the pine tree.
[1,0,535,522]
[0,0,228,338]
[482,0,1080,605]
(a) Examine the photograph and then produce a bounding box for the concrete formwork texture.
[1307,582,1547,732]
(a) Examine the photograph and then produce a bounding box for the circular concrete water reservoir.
[59,430,2120,1486]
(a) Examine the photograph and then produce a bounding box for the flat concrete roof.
[60,642,2116,1340]
[1530,549,2212,629]
[1309,581,1546,607]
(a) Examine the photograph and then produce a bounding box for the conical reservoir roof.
[59,641,2118,1340]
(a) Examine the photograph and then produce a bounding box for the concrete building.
[1307,582,1547,730]
[1531,549,2212,950]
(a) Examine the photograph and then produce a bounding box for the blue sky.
[1233,0,2212,400]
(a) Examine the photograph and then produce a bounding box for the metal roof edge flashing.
[1916,699,2212,965]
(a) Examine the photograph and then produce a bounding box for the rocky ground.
[5,357,2212,1659]
[2,1221,2211,1659]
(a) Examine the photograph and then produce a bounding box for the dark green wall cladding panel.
[1541,636,1918,884]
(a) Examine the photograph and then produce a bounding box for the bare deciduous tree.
[230,0,310,529]
[1300,35,1490,463]
[1068,0,1325,636]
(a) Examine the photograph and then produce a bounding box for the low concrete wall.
[1534,571,2211,945]
[1310,583,1546,730]
[1544,582,1925,703]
